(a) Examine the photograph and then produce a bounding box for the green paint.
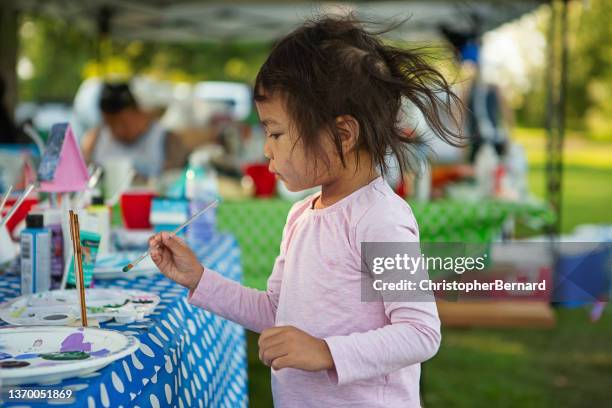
[103,299,129,308]
[40,351,90,361]
[10,307,26,318]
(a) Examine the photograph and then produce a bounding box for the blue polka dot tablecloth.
[0,233,248,408]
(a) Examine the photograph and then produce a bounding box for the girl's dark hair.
[254,15,463,176]
[100,82,139,114]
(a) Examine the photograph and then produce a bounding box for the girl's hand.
[258,326,334,372]
[149,232,204,291]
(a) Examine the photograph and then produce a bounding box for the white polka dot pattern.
[0,234,248,408]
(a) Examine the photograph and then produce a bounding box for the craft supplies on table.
[94,251,159,279]
[65,230,101,289]
[120,189,156,229]
[42,208,64,286]
[0,233,247,408]
[86,196,111,255]
[0,288,160,326]
[0,326,140,386]
[19,214,51,295]
[123,199,218,273]
[150,197,189,236]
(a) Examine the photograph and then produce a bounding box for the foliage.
[18,16,95,102]
[17,14,272,103]
[18,2,612,141]
[516,0,612,140]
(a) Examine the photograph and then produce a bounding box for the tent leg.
[0,3,19,116]
[556,0,570,235]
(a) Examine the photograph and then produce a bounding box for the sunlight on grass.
[514,127,612,169]
[568,352,612,366]
[443,333,527,356]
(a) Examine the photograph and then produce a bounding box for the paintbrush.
[122,199,219,273]
[0,185,14,220]
[0,184,34,228]
[69,210,88,327]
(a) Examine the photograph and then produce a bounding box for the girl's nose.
[263,140,273,160]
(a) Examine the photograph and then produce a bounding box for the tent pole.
[544,0,560,236]
[0,2,19,117]
[556,0,569,236]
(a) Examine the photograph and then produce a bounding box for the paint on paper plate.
[0,331,114,367]
[0,289,160,325]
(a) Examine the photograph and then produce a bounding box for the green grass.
[247,331,274,408]
[424,308,612,407]
[527,165,612,233]
[244,129,612,407]
[420,133,612,407]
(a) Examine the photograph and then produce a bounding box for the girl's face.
[256,94,338,192]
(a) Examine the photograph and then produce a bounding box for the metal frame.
[545,0,569,237]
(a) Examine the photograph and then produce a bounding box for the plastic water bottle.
[185,157,219,244]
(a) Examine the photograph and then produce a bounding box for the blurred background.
[0,0,610,406]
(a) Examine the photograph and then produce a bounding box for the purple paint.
[90,348,110,357]
[60,333,92,353]
[15,353,38,360]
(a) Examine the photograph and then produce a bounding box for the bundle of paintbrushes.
[68,210,88,327]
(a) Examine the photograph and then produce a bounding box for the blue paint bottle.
[20,214,51,295]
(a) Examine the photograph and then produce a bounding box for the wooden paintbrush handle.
[69,211,88,327]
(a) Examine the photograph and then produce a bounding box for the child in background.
[149,16,462,407]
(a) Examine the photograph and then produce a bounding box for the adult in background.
[81,82,188,178]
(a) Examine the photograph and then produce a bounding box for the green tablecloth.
[217,198,554,289]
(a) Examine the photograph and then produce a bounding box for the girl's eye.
[269,133,283,139]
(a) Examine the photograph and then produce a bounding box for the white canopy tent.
[4,0,571,235]
[11,0,547,42]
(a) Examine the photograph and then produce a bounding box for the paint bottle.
[87,195,111,255]
[66,230,101,289]
[42,208,64,288]
[20,214,51,295]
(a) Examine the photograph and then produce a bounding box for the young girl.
[149,16,461,408]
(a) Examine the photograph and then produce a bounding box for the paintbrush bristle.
[122,264,133,273]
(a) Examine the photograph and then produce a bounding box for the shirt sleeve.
[323,205,442,385]
[186,202,300,333]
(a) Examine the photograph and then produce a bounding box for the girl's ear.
[335,115,360,153]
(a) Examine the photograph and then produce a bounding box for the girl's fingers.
[258,326,290,347]
[148,234,162,248]
[170,234,188,247]
[151,246,174,272]
[258,336,286,356]
[270,355,292,370]
[151,247,164,262]
[260,344,289,366]
[161,232,190,254]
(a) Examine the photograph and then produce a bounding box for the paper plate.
[0,325,139,385]
[94,251,160,279]
[0,289,160,326]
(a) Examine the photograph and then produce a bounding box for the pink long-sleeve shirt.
[188,176,441,407]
